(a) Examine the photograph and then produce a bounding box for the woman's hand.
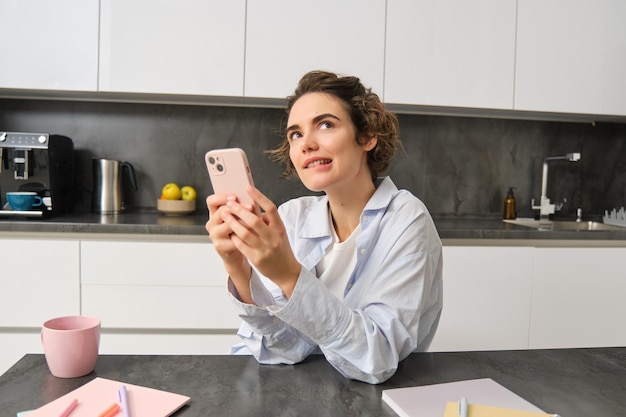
[206,193,245,265]
[220,186,302,298]
[206,193,254,302]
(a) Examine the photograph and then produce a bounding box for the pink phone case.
[205,148,259,214]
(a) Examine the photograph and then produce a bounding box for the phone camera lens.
[217,164,224,172]
[208,157,216,165]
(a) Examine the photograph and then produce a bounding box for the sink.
[504,219,623,231]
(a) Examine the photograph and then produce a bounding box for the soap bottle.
[503,187,516,220]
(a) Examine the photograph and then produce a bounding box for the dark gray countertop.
[1,348,625,416]
[0,210,210,235]
[2,210,626,240]
[0,210,626,241]
[433,216,626,240]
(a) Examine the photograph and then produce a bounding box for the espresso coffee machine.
[0,131,75,218]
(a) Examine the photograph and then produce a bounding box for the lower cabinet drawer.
[0,239,80,327]
[98,331,241,356]
[80,240,240,330]
[82,284,240,329]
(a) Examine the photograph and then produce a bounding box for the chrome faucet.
[531,153,581,219]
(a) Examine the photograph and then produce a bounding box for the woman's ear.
[363,135,378,152]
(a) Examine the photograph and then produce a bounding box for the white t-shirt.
[316,208,361,300]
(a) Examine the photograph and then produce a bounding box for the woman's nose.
[299,132,317,152]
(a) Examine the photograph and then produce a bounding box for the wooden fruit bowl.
[156,199,196,215]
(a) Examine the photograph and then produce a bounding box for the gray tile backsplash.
[1,98,625,219]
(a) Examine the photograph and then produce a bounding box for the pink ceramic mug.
[41,316,101,378]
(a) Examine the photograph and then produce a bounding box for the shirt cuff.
[226,271,290,335]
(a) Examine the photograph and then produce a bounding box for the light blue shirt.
[228,177,443,384]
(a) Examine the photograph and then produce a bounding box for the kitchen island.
[1,347,625,416]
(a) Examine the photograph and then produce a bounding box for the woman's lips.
[304,158,332,168]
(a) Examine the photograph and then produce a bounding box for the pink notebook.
[27,377,190,417]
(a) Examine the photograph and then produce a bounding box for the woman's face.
[286,92,375,193]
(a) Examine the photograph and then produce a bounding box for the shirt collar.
[364,177,398,212]
[297,176,397,239]
[298,194,332,239]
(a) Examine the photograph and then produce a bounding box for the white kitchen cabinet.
[0,239,80,327]
[80,240,240,354]
[530,247,626,349]
[0,0,99,91]
[99,0,245,96]
[384,0,516,109]
[244,0,386,99]
[0,332,44,377]
[515,0,626,116]
[98,332,239,356]
[429,246,534,351]
[0,238,80,376]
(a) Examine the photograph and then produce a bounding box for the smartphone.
[205,148,260,214]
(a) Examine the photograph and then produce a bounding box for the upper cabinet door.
[244,0,386,99]
[515,0,626,116]
[99,0,245,96]
[385,0,516,109]
[0,0,99,91]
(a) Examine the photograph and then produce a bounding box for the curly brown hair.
[267,70,401,180]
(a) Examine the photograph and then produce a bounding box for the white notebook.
[382,378,547,417]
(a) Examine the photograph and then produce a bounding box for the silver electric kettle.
[91,158,138,214]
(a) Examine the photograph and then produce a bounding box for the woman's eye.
[319,121,332,130]
[288,131,302,140]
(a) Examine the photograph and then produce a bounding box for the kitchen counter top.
[2,348,625,416]
[2,210,626,241]
[0,210,210,236]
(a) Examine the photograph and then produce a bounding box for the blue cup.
[6,192,44,211]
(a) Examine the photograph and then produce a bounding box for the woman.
[205,70,442,384]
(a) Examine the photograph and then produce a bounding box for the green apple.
[181,185,197,201]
